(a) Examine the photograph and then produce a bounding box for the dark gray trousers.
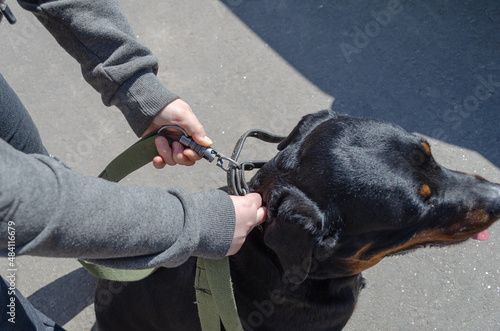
[0,73,48,155]
[1,72,63,330]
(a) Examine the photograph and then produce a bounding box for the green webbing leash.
[98,131,163,182]
[78,130,163,281]
[78,127,243,331]
[195,258,243,331]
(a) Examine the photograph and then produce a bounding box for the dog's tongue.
[472,229,489,241]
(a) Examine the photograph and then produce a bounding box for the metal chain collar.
[226,129,285,196]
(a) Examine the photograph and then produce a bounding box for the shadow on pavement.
[27,268,96,326]
[222,0,500,166]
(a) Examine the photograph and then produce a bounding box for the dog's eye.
[419,184,432,199]
[409,141,433,168]
[410,149,429,167]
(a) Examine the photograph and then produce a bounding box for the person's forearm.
[0,140,235,269]
[17,0,178,135]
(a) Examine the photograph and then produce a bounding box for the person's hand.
[142,99,213,168]
[226,193,266,256]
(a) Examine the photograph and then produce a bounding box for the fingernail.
[203,136,213,146]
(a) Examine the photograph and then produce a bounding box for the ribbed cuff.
[110,70,179,136]
[192,189,235,259]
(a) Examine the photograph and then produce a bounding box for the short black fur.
[96,110,500,330]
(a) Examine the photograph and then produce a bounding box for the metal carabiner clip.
[215,154,242,173]
[157,125,241,173]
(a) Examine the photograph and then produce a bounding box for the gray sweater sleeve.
[0,140,235,269]
[17,0,179,136]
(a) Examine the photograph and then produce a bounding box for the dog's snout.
[486,185,500,218]
[488,198,500,218]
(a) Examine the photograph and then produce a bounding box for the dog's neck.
[229,229,364,330]
[226,159,365,330]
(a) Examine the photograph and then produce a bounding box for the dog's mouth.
[471,229,489,241]
[391,241,464,256]
[389,228,490,256]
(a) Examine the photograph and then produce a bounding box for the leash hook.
[216,154,241,173]
[157,125,242,171]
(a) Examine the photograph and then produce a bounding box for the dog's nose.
[486,185,500,218]
[489,199,500,218]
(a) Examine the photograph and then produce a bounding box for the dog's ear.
[278,109,338,151]
[264,186,327,284]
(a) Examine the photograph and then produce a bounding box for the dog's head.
[250,110,500,284]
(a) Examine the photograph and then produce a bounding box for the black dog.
[95,110,500,330]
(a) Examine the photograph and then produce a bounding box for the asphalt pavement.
[0,0,499,330]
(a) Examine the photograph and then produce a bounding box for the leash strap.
[196,129,286,330]
[78,129,244,330]
[78,130,169,281]
[194,130,285,331]
[195,258,243,331]
[79,127,284,330]
[98,131,168,182]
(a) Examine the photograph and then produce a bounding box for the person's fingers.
[183,148,202,162]
[155,136,203,167]
[155,136,176,166]
[171,141,196,166]
[168,100,211,146]
[256,206,266,225]
[245,193,265,225]
[174,110,212,147]
[152,155,166,169]
[226,193,266,256]
[143,99,213,168]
